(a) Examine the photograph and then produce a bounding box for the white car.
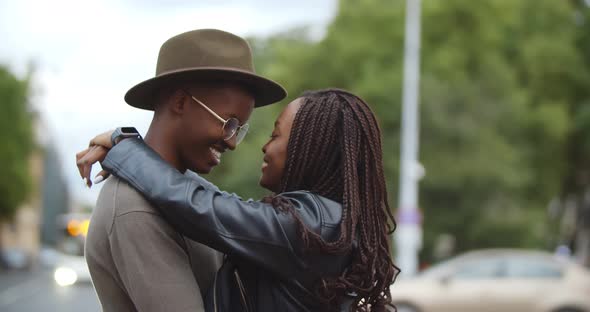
[391,249,590,312]
[53,251,91,286]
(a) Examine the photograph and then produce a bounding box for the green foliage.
[0,66,34,221]
[208,0,590,262]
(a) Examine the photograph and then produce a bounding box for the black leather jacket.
[102,139,355,311]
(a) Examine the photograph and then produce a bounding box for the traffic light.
[66,219,90,237]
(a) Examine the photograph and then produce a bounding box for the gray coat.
[85,175,222,312]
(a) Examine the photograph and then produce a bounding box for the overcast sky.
[0,0,338,206]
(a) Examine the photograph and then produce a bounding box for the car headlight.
[54,267,78,287]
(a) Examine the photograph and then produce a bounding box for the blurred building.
[0,143,44,268]
[0,114,69,268]
[40,144,70,246]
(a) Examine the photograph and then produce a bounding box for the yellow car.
[391,249,590,312]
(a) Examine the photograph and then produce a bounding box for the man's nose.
[224,135,237,151]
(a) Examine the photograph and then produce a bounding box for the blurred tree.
[418,0,578,260]
[558,0,590,265]
[0,66,34,267]
[208,0,590,264]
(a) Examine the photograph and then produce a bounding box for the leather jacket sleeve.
[102,138,313,279]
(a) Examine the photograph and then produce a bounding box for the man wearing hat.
[84,29,286,311]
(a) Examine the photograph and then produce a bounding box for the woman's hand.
[76,130,115,187]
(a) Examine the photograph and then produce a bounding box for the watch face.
[112,127,141,146]
[121,127,138,135]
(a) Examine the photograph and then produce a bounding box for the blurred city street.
[1,0,590,311]
[0,268,99,312]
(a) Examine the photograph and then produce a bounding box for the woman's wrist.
[110,127,142,146]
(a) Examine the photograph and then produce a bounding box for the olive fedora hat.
[124,29,287,110]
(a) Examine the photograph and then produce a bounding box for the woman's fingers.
[76,145,109,187]
[78,146,96,187]
[76,131,114,187]
[76,130,114,187]
[76,147,91,180]
[89,130,115,148]
[76,129,115,187]
[93,170,110,185]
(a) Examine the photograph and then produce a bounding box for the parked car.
[52,213,92,286]
[53,251,91,286]
[1,248,31,270]
[391,249,590,312]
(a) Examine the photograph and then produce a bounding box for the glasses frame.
[184,91,249,144]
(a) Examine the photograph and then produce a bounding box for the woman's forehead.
[276,98,304,129]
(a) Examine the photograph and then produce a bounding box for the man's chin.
[191,164,214,175]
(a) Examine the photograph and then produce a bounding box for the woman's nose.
[262,141,269,154]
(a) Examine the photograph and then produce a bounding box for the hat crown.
[156,29,255,76]
[125,29,286,110]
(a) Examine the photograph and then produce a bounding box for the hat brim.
[124,67,287,110]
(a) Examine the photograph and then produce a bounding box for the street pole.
[395,0,423,277]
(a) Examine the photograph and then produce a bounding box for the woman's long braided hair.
[262,89,399,311]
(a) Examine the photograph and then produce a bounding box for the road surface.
[0,268,100,312]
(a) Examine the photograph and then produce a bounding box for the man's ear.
[169,89,187,115]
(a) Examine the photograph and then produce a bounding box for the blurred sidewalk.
[0,267,99,312]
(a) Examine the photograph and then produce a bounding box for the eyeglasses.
[184,91,249,145]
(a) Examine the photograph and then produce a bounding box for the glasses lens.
[235,123,249,144]
[223,118,240,140]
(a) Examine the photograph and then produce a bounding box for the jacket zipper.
[234,269,250,312]
[213,272,219,312]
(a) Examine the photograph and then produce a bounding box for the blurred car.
[51,213,92,287]
[390,249,590,312]
[53,251,91,286]
[1,248,31,270]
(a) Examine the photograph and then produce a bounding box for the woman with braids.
[76,89,399,311]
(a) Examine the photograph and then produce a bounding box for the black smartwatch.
[111,127,142,146]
